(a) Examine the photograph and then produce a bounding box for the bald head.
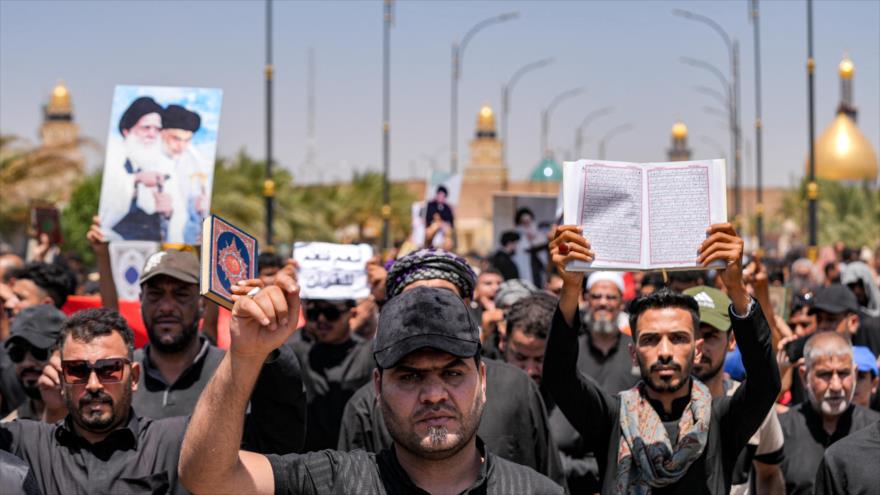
[804,332,853,371]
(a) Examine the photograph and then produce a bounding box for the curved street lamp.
[598,123,634,160]
[501,58,554,186]
[573,106,614,158]
[450,11,519,173]
[541,87,585,158]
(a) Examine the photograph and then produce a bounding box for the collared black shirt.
[337,358,567,489]
[289,331,375,452]
[134,337,307,455]
[0,409,187,495]
[543,300,780,494]
[815,419,880,495]
[578,329,640,395]
[0,346,25,417]
[779,402,880,495]
[267,437,562,494]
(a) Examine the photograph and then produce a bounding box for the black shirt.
[0,410,187,495]
[337,358,567,489]
[267,437,562,494]
[543,300,780,494]
[133,337,307,454]
[852,310,880,357]
[0,449,40,495]
[577,329,640,395]
[289,331,375,452]
[0,346,25,417]
[779,402,880,495]
[814,419,880,495]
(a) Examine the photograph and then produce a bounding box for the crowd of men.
[0,218,878,494]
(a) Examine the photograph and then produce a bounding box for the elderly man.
[179,282,563,494]
[337,249,566,487]
[684,285,785,494]
[580,271,638,394]
[2,305,66,421]
[779,332,880,494]
[544,224,779,493]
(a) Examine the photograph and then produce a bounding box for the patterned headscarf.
[385,248,476,300]
[615,380,712,494]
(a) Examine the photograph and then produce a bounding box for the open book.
[562,159,727,272]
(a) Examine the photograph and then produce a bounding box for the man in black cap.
[104,96,169,241]
[2,305,65,421]
[159,104,208,244]
[337,249,566,487]
[133,249,306,454]
[179,280,563,494]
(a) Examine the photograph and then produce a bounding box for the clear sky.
[1,0,877,187]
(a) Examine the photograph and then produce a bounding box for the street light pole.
[674,8,742,221]
[381,0,393,251]
[501,57,553,190]
[264,0,274,248]
[450,12,519,174]
[574,106,614,159]
[751,0,764,248]
[598,124,634,160]
[541,87,585,159]
[806,0,818,261]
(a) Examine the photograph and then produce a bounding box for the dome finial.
[671,121,688,140]
[839,54,854,80]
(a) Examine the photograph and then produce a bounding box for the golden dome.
[839,56,854,80]
[810,113,877,181]
[478,104,495,129]
[47,80,72,115]
[671,121,688,140]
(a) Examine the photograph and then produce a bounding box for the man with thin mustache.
[779,331,880,494]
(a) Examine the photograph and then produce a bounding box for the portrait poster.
[424,171,462,228]
[294,242,373,301]
[491,193,558,251]
[98,85,223,245]
[108,241,161,300]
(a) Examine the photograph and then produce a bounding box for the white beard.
[808,385,854,416]
[124,133,161,171]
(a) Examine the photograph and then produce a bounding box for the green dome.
[530,158,562,182]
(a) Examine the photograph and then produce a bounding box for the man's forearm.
[754,461,785,495]
[95,247,118,310]
[179,352,264,492]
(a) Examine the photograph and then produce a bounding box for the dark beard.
[638,352,693,394]
[66,380,131,433]
[695,358,725,382]
[22,382,42,400]
[147,319,199,354]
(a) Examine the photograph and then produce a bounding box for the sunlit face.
[8,279,53,315]
[475,272,502,302]
[633,307,696,394]
[124,113,161,146]
[693,323,732,382]
[789,306,817,337]
[504,326,545,385]
[61,332,139,435]
[803,354,855,417]
[161,128,193,157]
[140,276,201,353]
[376,349,485,460]
[588,281,622,324]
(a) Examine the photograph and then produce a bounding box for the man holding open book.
[543,223,780,494]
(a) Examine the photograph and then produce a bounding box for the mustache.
[412,403,459,421]
[650,362,682,373]
[20,367,42,375]
[79,391,114,407]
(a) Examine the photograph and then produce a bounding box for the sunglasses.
[8,342,50,364]
[305,305,349,322]
[60,358,131,385]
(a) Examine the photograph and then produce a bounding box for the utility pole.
[264,0,274,247]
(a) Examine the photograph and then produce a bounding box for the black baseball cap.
[5,304,66,350]
[373,286,480,369]
[809,284,859,315]
[139,249,199,285]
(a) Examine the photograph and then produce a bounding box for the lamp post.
[674,9,742,222]
[541,87,585,159]
[751,0,765,248]
[501,57,553,189]
[573,106,614,159]
[450,11,519,173]
[806,0,817,261]
[598,124,634,160]
[264,0,275,248]
[381,0,393,251]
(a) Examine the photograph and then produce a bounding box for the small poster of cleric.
[423,171,462,250]
[200,215,257,310]
[98,85,223,244]
[294,242,373,301]
[108,241,160,300]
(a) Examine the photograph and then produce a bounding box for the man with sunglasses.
[0,308,192,494]
[290,296,374,451]
[2,305,65,422]
[133,249,307,453]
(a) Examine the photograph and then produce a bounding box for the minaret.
[463,104,505,184]
[837,55,856,120]
[667,121,691,161]
[41,81,79,147]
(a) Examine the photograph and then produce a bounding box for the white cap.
[586,271,624,294]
